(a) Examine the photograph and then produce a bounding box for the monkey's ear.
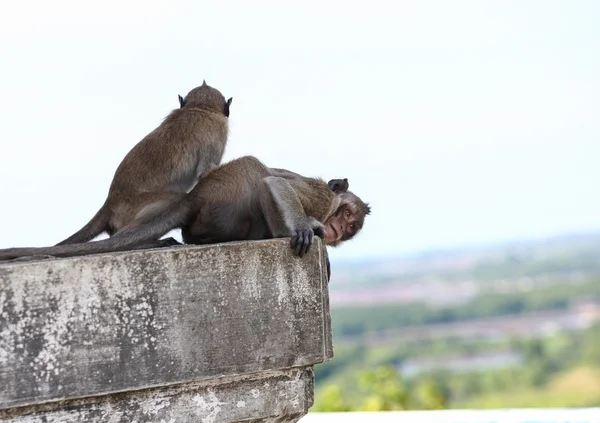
[328,178,349,193]
[224,97,233,117]
[178,95,186,108]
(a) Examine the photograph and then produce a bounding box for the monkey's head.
[178,80,233,117]
[321,190,370,247]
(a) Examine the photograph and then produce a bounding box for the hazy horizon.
[1,1,598,261]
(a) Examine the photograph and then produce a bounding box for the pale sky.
[0,0,598,261]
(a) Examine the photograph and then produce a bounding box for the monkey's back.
[182,156,337,245]
[109,107,228,195]
[182,156,271,244]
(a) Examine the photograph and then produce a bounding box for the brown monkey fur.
[0,157,369,261]
[56,81,232,245]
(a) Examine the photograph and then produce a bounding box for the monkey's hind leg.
[113,192,188,236]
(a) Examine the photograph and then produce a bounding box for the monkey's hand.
[290,218,324,258]
[290,227,313,257]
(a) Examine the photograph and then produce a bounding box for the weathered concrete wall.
[0,238,332,422]
[1,368,313,423]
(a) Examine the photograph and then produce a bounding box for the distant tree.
[582,324,600,365]
[460,372,483,396]
[523,339,545,362]
[312,385,352,412]
[414,378,448,409]
[357,366,410,410]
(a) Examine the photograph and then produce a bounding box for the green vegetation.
[314,324,600,410]
[312,366,447,411]
[332,280,599,339]
[312,234,600,411]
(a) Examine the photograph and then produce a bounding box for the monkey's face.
[322,193,370,247]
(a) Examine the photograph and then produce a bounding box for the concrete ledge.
[0,238,332,422]
[1,368,313,423]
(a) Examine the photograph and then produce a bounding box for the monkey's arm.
[260,176,324,257]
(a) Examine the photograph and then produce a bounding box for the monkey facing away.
[55,81,232,246]
[0,157,370,262]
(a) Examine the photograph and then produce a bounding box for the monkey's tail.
[55,202,111,246]
[0,199,193,261]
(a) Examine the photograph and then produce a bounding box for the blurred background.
[1,0,599,412]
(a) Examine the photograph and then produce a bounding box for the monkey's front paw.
[290,228,314,258]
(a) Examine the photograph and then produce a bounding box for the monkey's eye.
[350,224,355,231]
